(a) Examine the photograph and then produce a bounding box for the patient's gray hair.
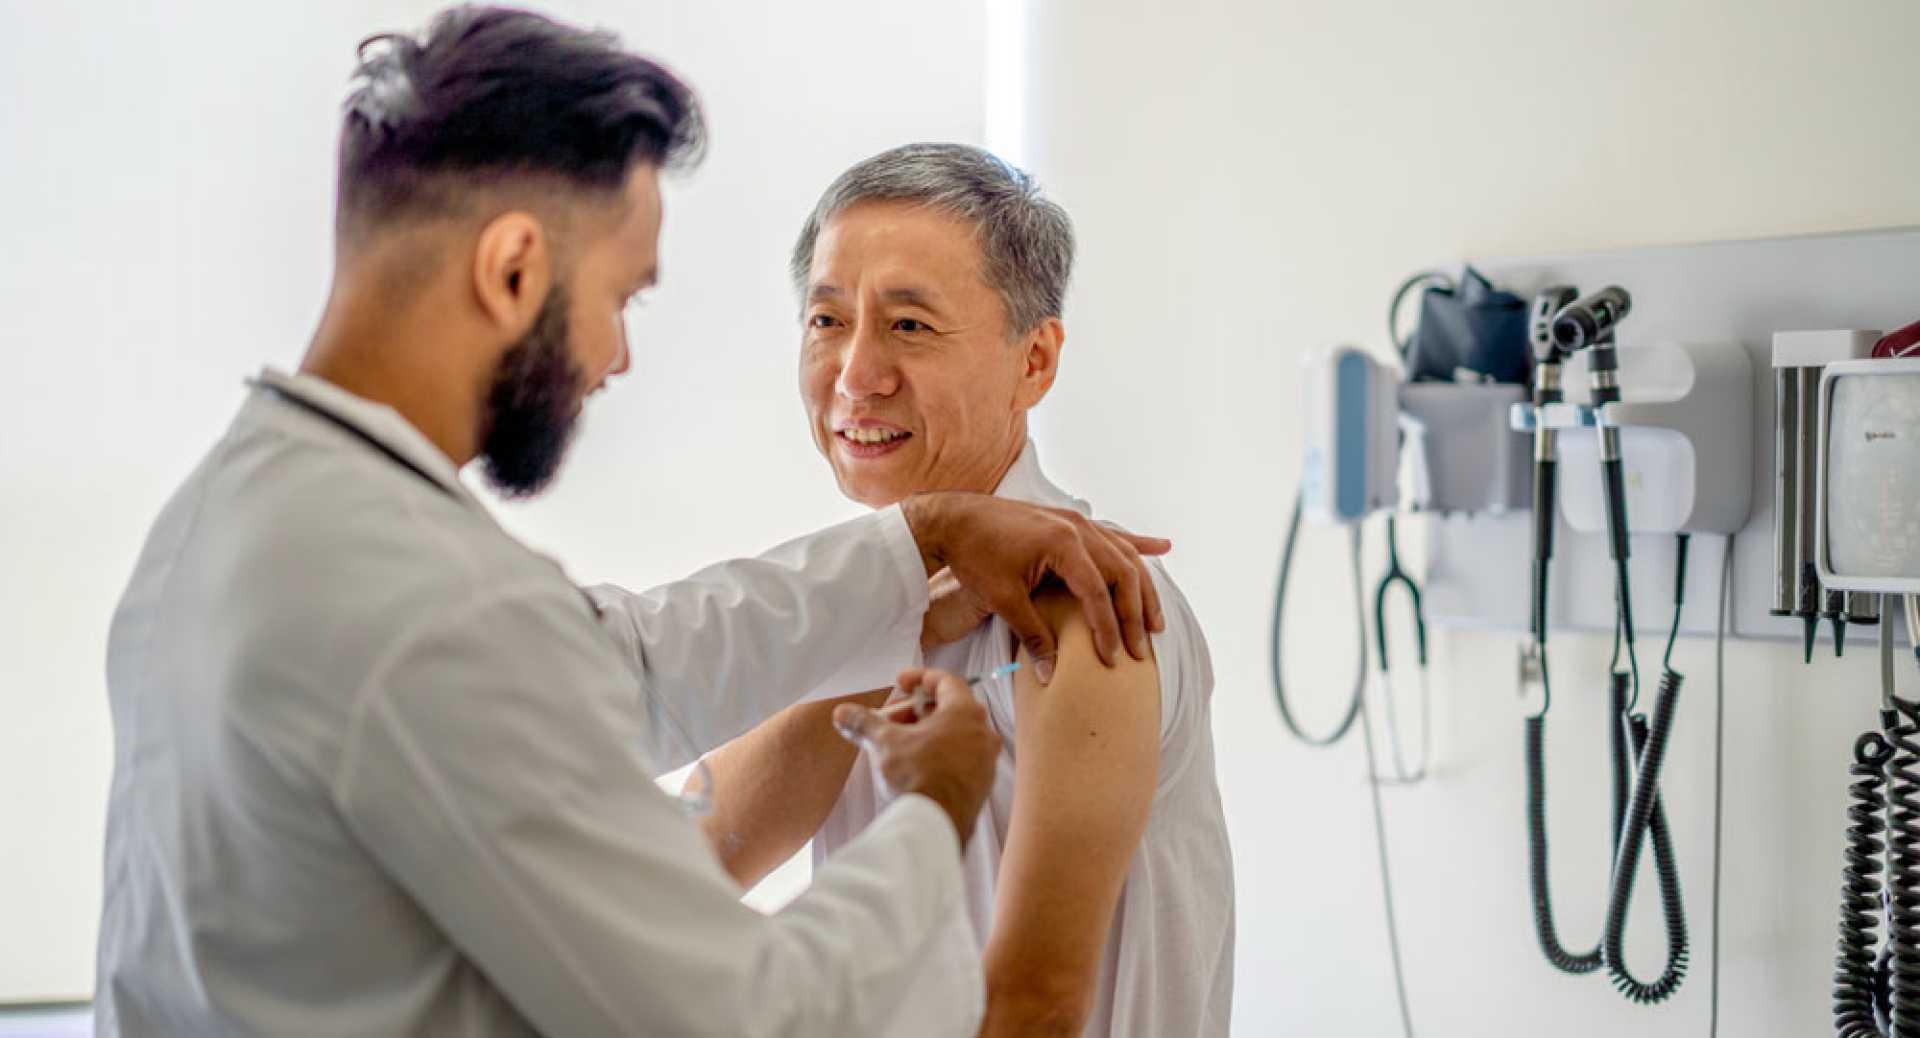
[790,142,1075,337]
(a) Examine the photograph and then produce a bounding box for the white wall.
[0,0,981,1001]
[1017,1,1920,1035]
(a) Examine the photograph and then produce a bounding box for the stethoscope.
[249,376,718,817]
[1371,515,1430,784]
[1361,271,1445,785]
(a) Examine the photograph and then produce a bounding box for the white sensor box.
[1301,346,1399,525]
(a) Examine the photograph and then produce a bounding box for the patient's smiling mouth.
[835,420,912,459]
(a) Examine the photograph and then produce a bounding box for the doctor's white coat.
[94,369,980,1036]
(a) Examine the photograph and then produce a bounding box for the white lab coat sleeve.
[585,506,928,770]
[334,581,981,1038]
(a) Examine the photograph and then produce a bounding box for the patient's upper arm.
[979,587,1160,1031]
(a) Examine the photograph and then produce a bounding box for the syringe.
[877,659,1036,722]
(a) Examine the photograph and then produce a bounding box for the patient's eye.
[808,313,842,330]
[893,318,932,334]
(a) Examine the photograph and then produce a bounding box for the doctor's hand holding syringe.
[829,490,1166,846]
[830,667,1011,848]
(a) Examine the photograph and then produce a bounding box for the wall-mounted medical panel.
[1421,226,1920,645]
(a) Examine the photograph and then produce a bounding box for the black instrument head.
[1550,286,1632,352]
[1531,286,1579,362]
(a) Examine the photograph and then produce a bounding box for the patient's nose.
[836,324,898,399]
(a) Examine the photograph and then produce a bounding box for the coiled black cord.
[1589,533,1691,1004]
[1527,532,1690,991]
[1610,672,1631,880]
[1888,696,1920,1035]
[1829,605,1920,1037]
[1601,667,1691,1004]
[1834,723,1895,1037]
[1521,499,1632,977]
[1524,663,1629,974]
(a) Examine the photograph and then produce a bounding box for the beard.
[476,283,587,498]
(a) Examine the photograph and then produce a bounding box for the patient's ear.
[1013,317,1065,409]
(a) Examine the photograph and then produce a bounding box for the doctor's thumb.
[1019,637,1057,685]
[1001,600,1057,684]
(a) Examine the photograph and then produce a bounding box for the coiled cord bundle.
[1602,668,1691,1004]
[1835,724,1895,1036]
[1524,533,1695,1006]
[1524,667,1628,975]
[1831,601,1920,1037]
[1891,696,1920,1035]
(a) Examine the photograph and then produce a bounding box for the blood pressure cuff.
[1404,266,1531,384]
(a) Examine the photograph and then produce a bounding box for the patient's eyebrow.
[804,282,948,316]
[880,286,946,314]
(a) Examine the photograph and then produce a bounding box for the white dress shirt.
[814,441,1237,1037]
[95,368,981,1036]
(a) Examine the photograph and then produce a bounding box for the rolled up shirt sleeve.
[586,506,928,770]
[334,581,978,1037]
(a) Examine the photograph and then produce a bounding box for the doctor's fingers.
[1081,524,1154,661]
[1110,527,1172,557]
[918,669,979,712]
[887,667,975,717]
[875,667,959,723]
[877,699,999,782]
[1096,521,1167,636]
[1047,515,1135,667]
[881,672,989,739]
[888,667,948,707]
[833,702,900,749]
[1000,593,1060,684]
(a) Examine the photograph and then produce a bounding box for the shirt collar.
[248,366,480,507]
[989,439,1092,517]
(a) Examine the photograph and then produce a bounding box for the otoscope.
[1543,286,1691,1005]
[1521,284,1630,979]
[1517,287,1690,1001]
[1551,286,1637,634]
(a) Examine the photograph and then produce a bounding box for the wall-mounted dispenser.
[1398,383,1530,516]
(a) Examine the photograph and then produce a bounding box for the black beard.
[476,286,585,498]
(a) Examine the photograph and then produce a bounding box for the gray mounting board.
[1422,225,1920,646]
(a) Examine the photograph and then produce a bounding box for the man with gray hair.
[697,143,1236,1037]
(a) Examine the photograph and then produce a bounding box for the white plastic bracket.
[1507,342,1753,534]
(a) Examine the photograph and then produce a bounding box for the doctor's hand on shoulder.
[903,492,1169,686]
[833,668,1002,847]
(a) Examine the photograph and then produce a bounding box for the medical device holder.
[1399,383,1530,516]
[1508,341,1753,539]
